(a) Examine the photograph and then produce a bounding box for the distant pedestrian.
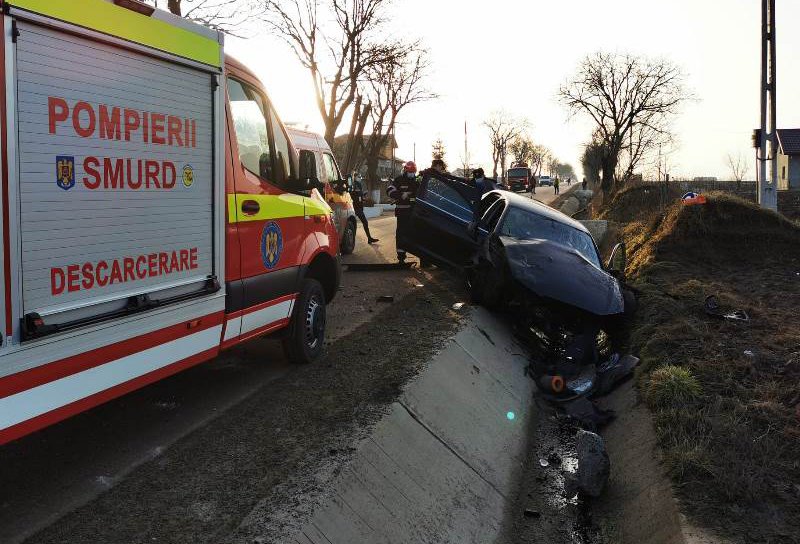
[387,161,420,263]
[350,176,378,244]
[554,177,560,195]
[472,168,496,194]
[567,177,572,186]
[531,175,536,194]
[582,177,587,190]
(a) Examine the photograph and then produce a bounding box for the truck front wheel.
[283,279,326,364]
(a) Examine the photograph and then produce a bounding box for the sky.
[226,0,800,180]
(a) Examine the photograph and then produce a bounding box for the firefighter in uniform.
[387,161,420,263]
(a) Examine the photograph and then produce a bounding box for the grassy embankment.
[600,186,800,542]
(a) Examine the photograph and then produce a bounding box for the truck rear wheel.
[340,219,356,255]
[283,279,326,364]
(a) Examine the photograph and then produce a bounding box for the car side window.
[423,178,473,223]
[322,153,340,183]
[482,200,505,232]
[227,78,273,181]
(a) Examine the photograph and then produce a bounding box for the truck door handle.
[241,200,260,215]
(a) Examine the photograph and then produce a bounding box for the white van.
[287,128,358,254]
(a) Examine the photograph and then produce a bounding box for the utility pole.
[759,0,778,210]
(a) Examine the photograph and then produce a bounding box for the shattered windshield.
[499,207,601,268]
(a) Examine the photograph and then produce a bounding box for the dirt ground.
[599,188,800,544]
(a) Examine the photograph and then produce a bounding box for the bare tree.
[509,135,535,166]
[351,46,434,188]
[559,52,689,195]
[147,0,258,33]
[484,111,528,179]
[532,145,550,177]
[581,136,604,185]
[727,152,748,187]
[263,0,393,147]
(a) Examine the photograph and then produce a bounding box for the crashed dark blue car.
[399,171,634,353]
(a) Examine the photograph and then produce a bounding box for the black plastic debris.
[563,397,615,430]
[704,295,750,322]
[376,295,394,303]
[595,354,640,396]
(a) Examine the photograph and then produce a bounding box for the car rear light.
[113,0,155,15]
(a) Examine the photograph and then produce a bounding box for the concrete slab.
[289,306,535,543]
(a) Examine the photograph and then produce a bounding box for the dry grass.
[602,188,800,542]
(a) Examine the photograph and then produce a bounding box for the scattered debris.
[744,350,755,358]
[451,302,465,310]
[704,295,750,322]
[681,191,707,205]
[415,283,424,288]
[539,458,550,468]
[575,430,610,498]
[346,262,415,272]
[376,295,394,303]
[546,452,562,466]
[595,354,640,395]
[563,397,615,430]
[523,509,541,519]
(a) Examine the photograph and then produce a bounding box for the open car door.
[403,173,480,267]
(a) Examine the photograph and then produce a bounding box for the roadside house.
[777,129,800,189]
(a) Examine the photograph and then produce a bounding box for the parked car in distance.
[287,128,358,254]
[538,175,553,186]
[506,165,533,192]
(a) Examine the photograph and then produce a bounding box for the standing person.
[554,177,560,195]
[582,177,588,190]
[567,177,572,186]
[350,175,378,244]
[387,161,420,263]
[531,174,537,194]
[472,168,496,194]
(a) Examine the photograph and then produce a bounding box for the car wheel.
[282,279,326,364]
[340,219,356,255]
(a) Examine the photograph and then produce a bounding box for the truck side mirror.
[298,150,320,189]
[607,242,627,279]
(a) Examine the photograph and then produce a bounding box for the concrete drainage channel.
[288,306,534,544]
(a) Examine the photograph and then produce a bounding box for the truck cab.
[0,0,339,445]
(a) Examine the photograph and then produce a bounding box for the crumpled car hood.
[501,237,624,316]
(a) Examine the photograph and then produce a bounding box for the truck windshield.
[499,207,601,268]
[507,168,528,178]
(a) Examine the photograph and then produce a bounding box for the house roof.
[777,129,800,155]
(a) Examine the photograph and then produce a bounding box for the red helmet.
[403,161,417,173]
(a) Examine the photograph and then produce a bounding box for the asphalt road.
[0,213,458,544]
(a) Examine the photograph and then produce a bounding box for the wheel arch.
[302,250,340,304]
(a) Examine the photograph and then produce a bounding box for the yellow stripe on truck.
[227,194,331,224]
[8,0,221,68]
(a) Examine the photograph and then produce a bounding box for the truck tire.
[283,279,326,364]
[340,219,356,255]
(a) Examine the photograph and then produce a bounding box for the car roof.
[486,190,590,234]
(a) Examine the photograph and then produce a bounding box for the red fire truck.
[0,0,340,445]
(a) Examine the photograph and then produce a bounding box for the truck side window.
[268,105,292,188]
[227,78,273,181]
[322,153,340,183]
